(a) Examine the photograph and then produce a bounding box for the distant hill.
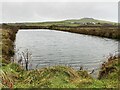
[38,17,117,26]
[12,17,117,27]
[62,18,116,25]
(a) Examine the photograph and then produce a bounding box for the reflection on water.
[15,29,118,73]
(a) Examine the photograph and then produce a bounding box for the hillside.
[63,18,116,24]
[12,18,117,27]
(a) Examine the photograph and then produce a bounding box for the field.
[13,18,119,39]
[0,19,119,89]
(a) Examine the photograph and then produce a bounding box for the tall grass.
[2,25,18,64]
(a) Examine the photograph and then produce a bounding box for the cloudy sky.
[0,0,119,23]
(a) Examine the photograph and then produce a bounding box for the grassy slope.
[1,58,119,88]
[1,64,92,88]
[63,18,115,24]
[15,18,117,27]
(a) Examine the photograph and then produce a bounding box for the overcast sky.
[0,1,118,23]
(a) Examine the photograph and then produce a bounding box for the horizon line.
[0,18,118,23]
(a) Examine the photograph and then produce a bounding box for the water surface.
[15,29,118,72]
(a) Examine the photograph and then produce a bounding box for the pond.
[15,29,118,74]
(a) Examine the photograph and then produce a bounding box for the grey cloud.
[1,2,118,23]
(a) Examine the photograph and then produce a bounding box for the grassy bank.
[1,24,18,64]
[1,57,119,88]
[49,25,119,39]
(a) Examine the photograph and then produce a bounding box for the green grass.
[1,64,92,88]
[1,58,119,89]
[84,58,119,88]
